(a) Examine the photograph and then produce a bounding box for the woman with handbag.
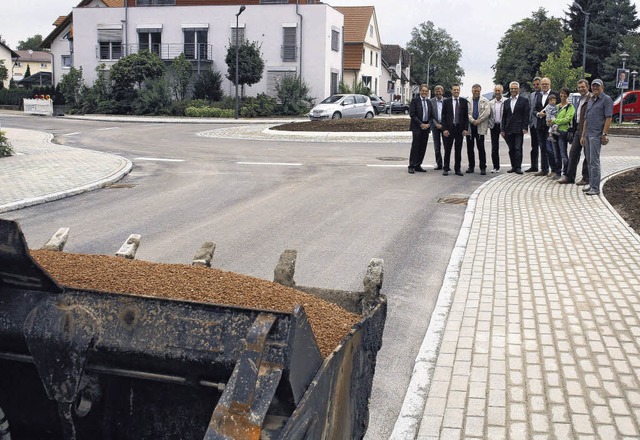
[554,88,576,178]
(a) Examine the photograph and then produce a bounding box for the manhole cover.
[437,196,469,205]
[107,183,136,189]
[376,156,406,161]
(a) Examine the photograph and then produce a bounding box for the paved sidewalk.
[391,157,640,440]
[0,127,131,213]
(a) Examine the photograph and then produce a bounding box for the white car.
[308,94,375,120]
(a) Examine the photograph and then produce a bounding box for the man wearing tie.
[525,77,541,172]
[407,84,434,174]
[441,84,469,176]
[533,77,555,176]
[488,84,505,173]
[500,81,530,174]
[430,85,445,170]
[466,84,491,175]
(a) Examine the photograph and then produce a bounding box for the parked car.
[386,101,410,115]
[369,95,387,115]
[612,89,640,122]
[308,94,375,120]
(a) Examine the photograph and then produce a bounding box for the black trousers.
[431,125,444,168]
[443,125,464,172]
[536,126,550,173]
[565,128,589,182]
[529,125,539,170]
[505,132,524,171]
[466,124,486,171]
[409,126,430,169]
[490,123,501,170]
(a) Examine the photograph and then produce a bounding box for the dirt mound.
[272,118,409,132]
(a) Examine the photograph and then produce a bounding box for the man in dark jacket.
[500,81,530,174]
[441,84,469,176]
[407,84,434,174]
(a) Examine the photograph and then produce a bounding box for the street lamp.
[632,70,638,90]
[425,50,440,97]
[573,1,589,79]
[235,5,246,120]
[619,52,629,124]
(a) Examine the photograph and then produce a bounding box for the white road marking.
[237,162,302,166]
[135,157,185,162]
[367,164,408,167]
[64,132,81,136]
[97,127,119,131]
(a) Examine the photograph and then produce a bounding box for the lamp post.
[234,5,246,120]
[619,52,629,124]
[573,2,589,79]
[632,70,638,90]
[425,50,439,98]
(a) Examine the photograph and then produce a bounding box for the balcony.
[95,44,215,62]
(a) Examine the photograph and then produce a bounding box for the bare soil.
[604,168,640,233]
[273,117,410,132]
[30,250,360,358]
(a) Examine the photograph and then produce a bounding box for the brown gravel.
[30,249,360,358]
[604,167,640,233]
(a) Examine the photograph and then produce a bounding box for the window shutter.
[97,26,123,42]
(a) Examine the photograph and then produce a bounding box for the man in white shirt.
[488,84,505,173]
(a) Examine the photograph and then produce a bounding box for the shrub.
[276,75,312,115]
[0,131,14,157]
[240,93,277,117]
[192,69,224,102]
[132,77,172,115]
[185,106,234,117]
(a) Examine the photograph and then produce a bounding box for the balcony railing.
[95,44,214,61]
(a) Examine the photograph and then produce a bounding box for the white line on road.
[64,132,81,136]
[237,162,302,166]
[97,127,119,131]
[367,164,408,167]
[135,157,185,162]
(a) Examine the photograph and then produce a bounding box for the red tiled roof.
[333,6,374,43]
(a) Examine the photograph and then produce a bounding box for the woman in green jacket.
[554,88,576,177]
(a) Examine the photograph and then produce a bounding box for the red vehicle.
[613,90,640,122]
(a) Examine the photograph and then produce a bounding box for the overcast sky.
[3,0,639,91]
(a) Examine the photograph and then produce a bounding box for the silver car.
[308,94,375,120]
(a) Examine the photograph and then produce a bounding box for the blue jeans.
[556,132,569,176]
[546,137,560,175]
[586,135,602,193]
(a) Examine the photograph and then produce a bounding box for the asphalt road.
[1,115,504,438]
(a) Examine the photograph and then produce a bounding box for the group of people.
[407,77,614,195]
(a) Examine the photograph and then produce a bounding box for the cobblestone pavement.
[391,157,640,440]
[0,127,131,213]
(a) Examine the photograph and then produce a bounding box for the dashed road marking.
[237,162,302,166]
[135,157,185,162]
[64,132,82,136]
[97,127,119,131]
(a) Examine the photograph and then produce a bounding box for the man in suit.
[558,79,591,185]
[466,84,491,175]
[525,77,541,172]
[441,84,469,176]
[430,85,445,170]
[533,77,556,176]
[500,81,530,174]
[407,83,434,174]
[488,84,505,173]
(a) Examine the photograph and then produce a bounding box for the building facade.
[12,50,53,83]
[43,0,344,103]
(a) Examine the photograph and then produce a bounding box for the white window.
[231,26,245,47]
[98,26,123,60]
[182,26,208,60]
[331,29,340,52]
[138,28,162,57]
[282,26,297,62]
[62,55,72,68]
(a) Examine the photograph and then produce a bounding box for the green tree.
[192,69,224,101]
[407,21,464,92]
[565,0,640,81]
[225,40,265,96]
[0,60,8,89]
[168,53,193,100]
[493,8,565,91]
[539,36,583,90]
[24,65,31,78]
[17,34,43,51]
[58,66,84,108]
[339,80,370,95]
[110,50,166,92]
[276,75,312,115]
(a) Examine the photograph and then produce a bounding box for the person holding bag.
[553,88,576,180]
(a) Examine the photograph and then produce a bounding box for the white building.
[42,0,344,103]
[382,44,412,104]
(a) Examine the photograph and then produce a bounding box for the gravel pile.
[30,250,360,358]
